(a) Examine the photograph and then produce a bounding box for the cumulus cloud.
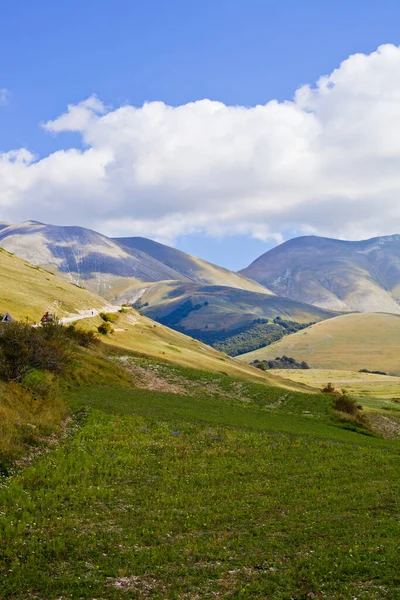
[2,44,400,242]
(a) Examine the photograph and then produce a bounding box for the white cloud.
[2,44,400,242]
[0,88,10,106]
[42,95,106,134]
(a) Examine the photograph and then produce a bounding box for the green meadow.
[1,353,400,599]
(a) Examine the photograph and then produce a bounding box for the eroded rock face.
[240,234,400,314]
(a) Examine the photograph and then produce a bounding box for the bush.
[100,312,118,323]
[321,382,336,394]
[0,322,73,381]
[321,382,361,418]
[65,325,99,348]
[97,322,113,335]
[333,393,359,416]
[359,368,387,375]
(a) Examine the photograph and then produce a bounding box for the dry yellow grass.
[0,248,106,321]
[269,368,400,408]
[241,313,400,375]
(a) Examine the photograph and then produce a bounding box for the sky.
[2,0,400,269]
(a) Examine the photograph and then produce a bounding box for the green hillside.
[0,247,304,390]
[1,345,400,598]
[2,246,400,599]
[241,313,400,375]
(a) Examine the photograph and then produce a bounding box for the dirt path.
[59,305,122,325]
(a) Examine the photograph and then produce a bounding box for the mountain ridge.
[240,233,400,314]
[0,221,272,299]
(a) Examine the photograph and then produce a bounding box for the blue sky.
[2,0,400,269]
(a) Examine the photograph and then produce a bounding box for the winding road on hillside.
[59,305,122,325]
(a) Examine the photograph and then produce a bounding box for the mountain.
[0,222,271,299]
[137,281,337,332]
[0,246,106,321]
[0,222,183,295]
[115,236,267,292]
[240,234,400,314]
[240,312,400,375]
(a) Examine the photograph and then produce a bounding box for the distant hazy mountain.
[0,221,271,298]
[241,235,400,314]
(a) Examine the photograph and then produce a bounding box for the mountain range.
[0,221,268,297]
[1,222,400,341]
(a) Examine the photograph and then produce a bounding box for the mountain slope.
[0,246,106,320]
[240,312,400,375]
[75,308,308,390]
[0,222,273,299]
[0,222,183,293]
[240,234,400,313]
[115,236,269,293]
[136,281,337,331]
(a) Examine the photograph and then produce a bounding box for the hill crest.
[240,234,400,314]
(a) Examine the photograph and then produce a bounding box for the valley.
[5,11,400,598]
[1,224,400,599]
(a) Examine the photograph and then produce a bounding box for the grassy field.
[0,247,105,321]
[1,352,399,599]
[270,369,400,409]
[241,313,400,375]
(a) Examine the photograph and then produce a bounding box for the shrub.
[0,322,72,381]
[252,356,310,370]
[65,325,99,348]
[321,382,336,394]
[359,368,387,375]
[333,393,359,416]
[97,322,113,335]
[99,312,118,323]
[321,382,362,418]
